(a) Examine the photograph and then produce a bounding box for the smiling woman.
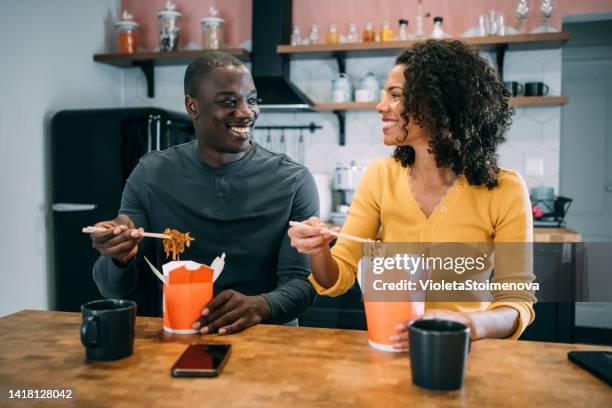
[288,40,535,349]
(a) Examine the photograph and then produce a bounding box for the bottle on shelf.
[431,16,449,39]
[397,19,411,40]
[363,21,376,42]
[326,23,340,44]
[115,10,139,54]
[308,24,320,45]
[347,22,359,43]
[415,0,425,38]
[290,25,302,46]
[381,20,394,41]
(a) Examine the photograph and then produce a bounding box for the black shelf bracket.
[333,110,346,145]
[332,52,346,74]
[495,44,508,81]
[134,61,155,98]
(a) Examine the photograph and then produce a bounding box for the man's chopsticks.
[288,221,373,243]
[82,226,170,240]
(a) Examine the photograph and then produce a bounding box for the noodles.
[162,228,195,260]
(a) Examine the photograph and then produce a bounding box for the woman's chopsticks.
[288,221,374,243]
[82,226,170,240]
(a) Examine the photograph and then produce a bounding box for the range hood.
[251,0,314,111]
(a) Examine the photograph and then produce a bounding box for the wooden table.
[0,310,609,407]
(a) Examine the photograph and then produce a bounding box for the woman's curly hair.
[393,40,514,189]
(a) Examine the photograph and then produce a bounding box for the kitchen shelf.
[93,49,250,97]
[282,33,570,145]
[316,97,568,144]
[278,32,570,79]
[316,97,568,111]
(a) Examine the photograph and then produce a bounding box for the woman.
[288,40,535,349]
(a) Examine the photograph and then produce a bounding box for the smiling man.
[90,52,319,335]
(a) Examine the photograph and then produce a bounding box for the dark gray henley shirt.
[93,141,318,324]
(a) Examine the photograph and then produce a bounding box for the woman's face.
[376,64,427,147]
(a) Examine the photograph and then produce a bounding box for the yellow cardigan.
[309,157,536,339]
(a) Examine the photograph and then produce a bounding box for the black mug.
[524,82,549,96]
[409,319,470,390]
[504,81,524,97]
[81,299,137,361]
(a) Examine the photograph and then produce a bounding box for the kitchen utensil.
[82,226,170,239]
[289,221,373,243]
[297,129,305,164]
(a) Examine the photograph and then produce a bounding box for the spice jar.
[158,0,181,51]
[326,23,339,44]
[363,21,375,42]
[116,10,139,54]
[201,6,224,50]
[381,20,394,41]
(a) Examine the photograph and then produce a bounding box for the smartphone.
[171,344,231,378]
[568,351,612,386]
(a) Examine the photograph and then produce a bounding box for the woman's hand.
[287,217,338,255]
[390,310,480,351]
[390,307,519,350]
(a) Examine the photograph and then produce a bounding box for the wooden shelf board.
[278,32,570,56]
[511,96,568,106]
[93,48,250,67]
[315,97,568,112]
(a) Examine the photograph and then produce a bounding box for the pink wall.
[121,0,612,51]
[293,0,612,38]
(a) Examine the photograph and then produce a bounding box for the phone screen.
[171,344,231,377]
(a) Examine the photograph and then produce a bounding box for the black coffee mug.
[504,81,524,97]
[524,82,549,96]
[81,299,137,361]
[409,319,470,390]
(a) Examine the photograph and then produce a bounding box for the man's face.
[186,65,260,154]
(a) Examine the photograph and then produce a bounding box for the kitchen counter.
[1,310,609,407]
[326,223,582,243]
[533,227,581,243]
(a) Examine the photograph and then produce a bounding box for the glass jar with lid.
[115,10,139,54]
[363,21,375,42]
[201,6,224,49]
[158,0,181,51]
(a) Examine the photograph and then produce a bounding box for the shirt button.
[424,223,432,230]
[217,192,223,198]
[440,206,448,213]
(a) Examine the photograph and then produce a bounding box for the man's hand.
[193,290,271,335]
[90,214,143,265]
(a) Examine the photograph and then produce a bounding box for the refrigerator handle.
[147,114,153,153]
[52,203,98,212]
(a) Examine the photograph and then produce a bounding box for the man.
[91,52,318,335]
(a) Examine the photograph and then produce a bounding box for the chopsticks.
[82,226,171,240]
[288,221,374,243]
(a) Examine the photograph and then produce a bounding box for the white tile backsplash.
[120,48,563,196]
